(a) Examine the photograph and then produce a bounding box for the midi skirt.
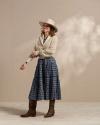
[28,56,61,100]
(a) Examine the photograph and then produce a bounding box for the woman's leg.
[20,100,37,117]
[44,99,55,118]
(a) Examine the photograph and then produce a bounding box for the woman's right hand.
[20,63,27,70]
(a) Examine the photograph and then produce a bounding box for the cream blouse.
[32,34,58,58]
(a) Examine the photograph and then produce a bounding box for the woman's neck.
[44,33,49,38]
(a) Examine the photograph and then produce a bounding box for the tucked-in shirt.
[32,34,58,58]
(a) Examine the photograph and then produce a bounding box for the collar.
[39,34,51,45]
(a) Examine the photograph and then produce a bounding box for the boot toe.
[20,111,36,118]
[44,111,55,118]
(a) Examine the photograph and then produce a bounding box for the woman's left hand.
[29,52,35,58]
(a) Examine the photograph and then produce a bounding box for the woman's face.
[41,23,51,34]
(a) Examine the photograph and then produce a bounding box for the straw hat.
[39,18,58,32]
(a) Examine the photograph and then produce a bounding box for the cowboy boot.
[44,100,55,118]
[20,100,37,117]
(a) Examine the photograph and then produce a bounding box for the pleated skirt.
[28,56,61,100]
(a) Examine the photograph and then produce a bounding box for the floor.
[0,101,100,125]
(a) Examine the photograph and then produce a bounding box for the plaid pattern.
[28,56,61,100]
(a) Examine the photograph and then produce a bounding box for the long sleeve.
[29,38,40,57]
[39,36,58,57]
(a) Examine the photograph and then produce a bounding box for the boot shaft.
[29,100,37,111]
[48,100,55,110]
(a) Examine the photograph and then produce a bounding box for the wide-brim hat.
[39,18,58,32]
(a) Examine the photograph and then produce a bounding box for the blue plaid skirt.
[28,56,61,100]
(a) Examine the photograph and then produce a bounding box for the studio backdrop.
[0,0,100,101]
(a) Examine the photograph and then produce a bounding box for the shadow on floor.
[0,106,45,116]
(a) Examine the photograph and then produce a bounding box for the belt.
[39,56,52,59]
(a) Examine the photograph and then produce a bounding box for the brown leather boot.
[44,100,55,118]
[20,100,37,117]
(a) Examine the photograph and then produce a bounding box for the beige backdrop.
[0,0,100,102]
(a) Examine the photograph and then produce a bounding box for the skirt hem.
[28,97,62,101]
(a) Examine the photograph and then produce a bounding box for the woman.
[20,18,61,118]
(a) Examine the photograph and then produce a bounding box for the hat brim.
[39,21,58,32]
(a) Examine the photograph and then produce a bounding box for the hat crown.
[46,18,55,25]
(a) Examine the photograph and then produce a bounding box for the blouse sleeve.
[28,37,40,57]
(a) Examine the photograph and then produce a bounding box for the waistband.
[38,56,54,59]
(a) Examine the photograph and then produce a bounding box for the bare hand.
[20,63,26,70]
